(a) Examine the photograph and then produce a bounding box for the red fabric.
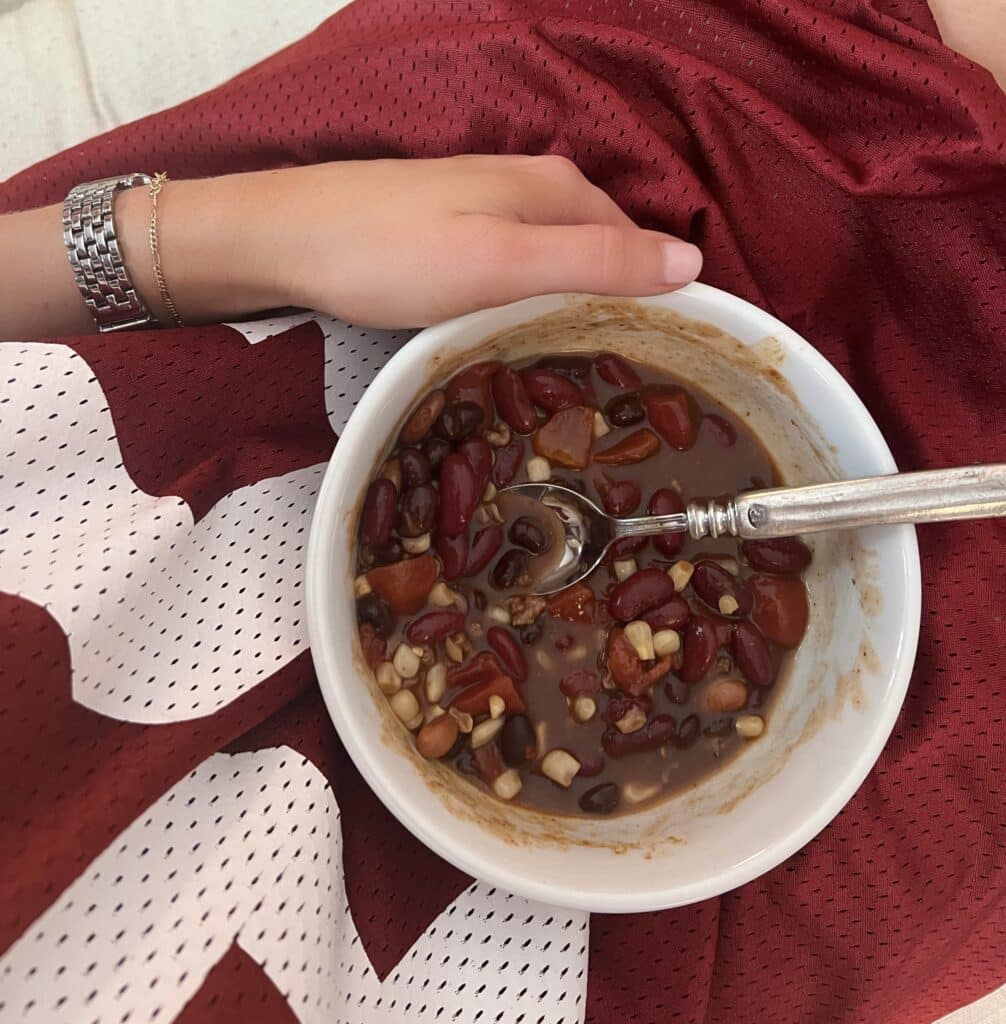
[1,2,1004,1023]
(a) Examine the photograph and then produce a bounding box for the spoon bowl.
[506,463,1006,595]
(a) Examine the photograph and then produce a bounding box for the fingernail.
[661,240,703,286]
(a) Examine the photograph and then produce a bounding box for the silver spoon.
[504,464,1006,595]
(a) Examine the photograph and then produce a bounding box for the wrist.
[116,173,290,325]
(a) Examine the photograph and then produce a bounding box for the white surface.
[0,0,348,181]
[0,343,321,723]
[0,747,588,1024]
[307,285,922,913]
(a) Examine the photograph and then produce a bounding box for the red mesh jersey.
[0,2,1003,1023]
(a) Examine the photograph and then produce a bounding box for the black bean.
[374,538,405,565]
[579,782,620,814]
[518,618,544,646]
[500,714,536,766]
[398,483,438,537]
[490,549,529,591]
[702,717,735,737]
[400,448,432,488]
[423,436,452,471]
[436,401,484,441]
[671,714,701,748]
[509,516,551,554]
[356,593,394,637]
[604,393,645,427]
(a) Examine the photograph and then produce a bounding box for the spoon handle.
[685,464,1006,540]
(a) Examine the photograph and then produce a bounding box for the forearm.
[0,157,702,340]
[0,174,283,341]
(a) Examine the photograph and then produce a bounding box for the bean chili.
[354,352,811,815]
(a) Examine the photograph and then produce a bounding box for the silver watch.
[62,174,156,332]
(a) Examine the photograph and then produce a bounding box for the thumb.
[480,222,703,302]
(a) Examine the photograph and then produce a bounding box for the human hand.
[0,155,702,339]
[239,155,702,326]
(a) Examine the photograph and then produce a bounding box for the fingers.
[468,219,703,306]
[504,155,636,228]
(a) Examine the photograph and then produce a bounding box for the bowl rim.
[306,284,922,912]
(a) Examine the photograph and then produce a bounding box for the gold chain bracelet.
[147,172,185,328]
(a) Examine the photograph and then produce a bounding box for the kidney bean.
[446,360,501,420]
[465,523,504,576]
[648,487,686,557]
[671,713,701,748]
[704,413,737,447]
[435,531,469,581]
[575,751,607,777]
[547,581,597,624]
[438,453,479,538]
[509,516,551,553]
[398,483,438,537]
[602,479,642,516]
[399,448,432,488]
[533,406,594,469]
[472,589,487,610]
[603,693,652,724]
[423,435,452,471]
[500,714,537,766]
[401,388,446,444]
[459,437,492,494]
[491,437,525,487]
[604,628,643,691]
[742,537,813,574]
[750,574,809,648]
[436,400,485,442]
[644,389,696,450]
[358,623,386,669]
[678,614,719,682]
[452,674,526,716]
[607,536,647,559]
[356,593,395,637]
[416,714,460,759]
[604,393,645,427]
[538,354,592,378]
[405,609,466,645]
[602,715,676,756]
[594,428,661,465]
[522,367,584,411]
[579,782,620,814]
[491,367,537,434]
[490,548,529,591]
[447,650,504,689]
[690,560,753,617]
[487,626,528,682]
[608,567,677,622]
[559,669,601,697]
[641,595,690,631]
[732,621,776,687]
[366,554,439,615]
[595,352,641,388]
[360,478,397,548]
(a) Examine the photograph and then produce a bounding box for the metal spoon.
[504,464,1006,595]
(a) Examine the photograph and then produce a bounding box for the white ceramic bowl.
[307,285,921,913]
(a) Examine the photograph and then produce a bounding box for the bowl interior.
[307,286,920,912]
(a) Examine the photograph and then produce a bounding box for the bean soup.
[354,352,811,815]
